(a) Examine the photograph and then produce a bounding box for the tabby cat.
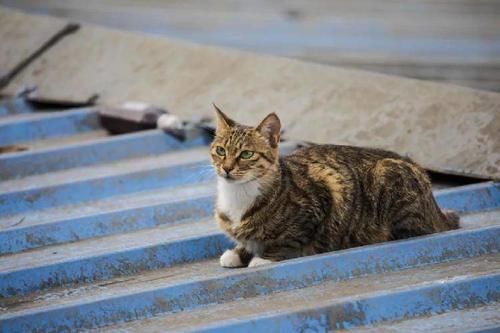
[210,105,459,268]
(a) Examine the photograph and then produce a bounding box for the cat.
[210,105,459,268]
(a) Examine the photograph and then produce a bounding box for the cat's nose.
[222,166,233,175]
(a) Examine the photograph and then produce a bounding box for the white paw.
[220,249,243,268]
[248,256,273,268]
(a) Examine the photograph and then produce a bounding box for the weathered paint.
[0,129,209,180]
[0,97,33,117]
[0,141,297,216]
[196,274,499,333]
[0,160,213,216]
[0,182,497,255]
[435,181,500,213]
[0,107,99,145]
[1,225,498,330]
[0,193,214,254]
[0,176,499,295]
[329,304,500,333]
[0,100,499,332]
[0,227,231,297]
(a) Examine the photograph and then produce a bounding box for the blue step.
[332,304,500,333]
[0,101,498,332]
[1,225,498,332]
[0,129,209,180]
[435,181,500,213]
[0,98,33,117]
[0,179,496,256]
[0,147,213,216]
[0,108,100,146]
[0,183,498,296]
[0,219,231,297]
[0,183,215,254]
[193,269,499,333]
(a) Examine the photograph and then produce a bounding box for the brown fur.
[210,107,459,266]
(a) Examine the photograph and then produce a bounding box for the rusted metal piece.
[98,102,168,134]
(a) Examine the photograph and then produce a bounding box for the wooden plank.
[0,7,499,179]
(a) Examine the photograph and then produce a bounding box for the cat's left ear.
[256,113,281,148]
[213,103,235,131]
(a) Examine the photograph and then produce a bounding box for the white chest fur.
[216,178,261,225]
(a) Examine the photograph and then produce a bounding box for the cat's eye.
[240,150,254,159]
[215,146,226,156]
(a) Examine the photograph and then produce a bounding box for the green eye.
[215,146,225,156]
[240,150,254,159]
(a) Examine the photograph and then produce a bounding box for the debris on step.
[97,101,213,141]
[0,144,27,154]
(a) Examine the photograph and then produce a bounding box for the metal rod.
[0,23,80,89]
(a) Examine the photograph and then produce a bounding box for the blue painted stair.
[0,99,498,332]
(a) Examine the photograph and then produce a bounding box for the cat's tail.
[441,209,460,230]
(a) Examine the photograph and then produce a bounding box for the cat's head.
[210,104,281,183]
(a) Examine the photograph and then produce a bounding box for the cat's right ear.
[213,103,234,131]
[256,113,281,148]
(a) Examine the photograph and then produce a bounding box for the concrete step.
[0,146,212,216]
[0,182,497,291]
[92,255,500,332]
[337,303,500,333]
[1,223,498,332]
[0,98,33,117]
[433,181,500,214]
[0,141,311,219]
[459,208,500,230]
[0,110,94,125]
[0,182,215,254]
[0,176,495,267]
[0,210,500,306]
[0,141,306,253]
[1,96,497,333]
[0,107,100,146]
[0,218,229,297]
[0,182,496,255]
[19,129,110,150]
[0,129,208,180]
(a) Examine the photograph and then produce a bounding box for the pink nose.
[223,166,232,175]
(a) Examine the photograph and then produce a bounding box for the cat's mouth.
[219,173,244,183]
[222,174,237,181]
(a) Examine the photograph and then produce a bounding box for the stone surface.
[0,7,65,81]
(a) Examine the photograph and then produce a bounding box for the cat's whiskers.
[181,163,216,183]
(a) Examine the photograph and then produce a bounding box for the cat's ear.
[256,113,281,148]
[213,103,235,131]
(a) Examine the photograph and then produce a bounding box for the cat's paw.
[220,249,244,268]
[248,256,273,268]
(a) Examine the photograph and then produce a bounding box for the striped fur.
[210,107,459,267]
